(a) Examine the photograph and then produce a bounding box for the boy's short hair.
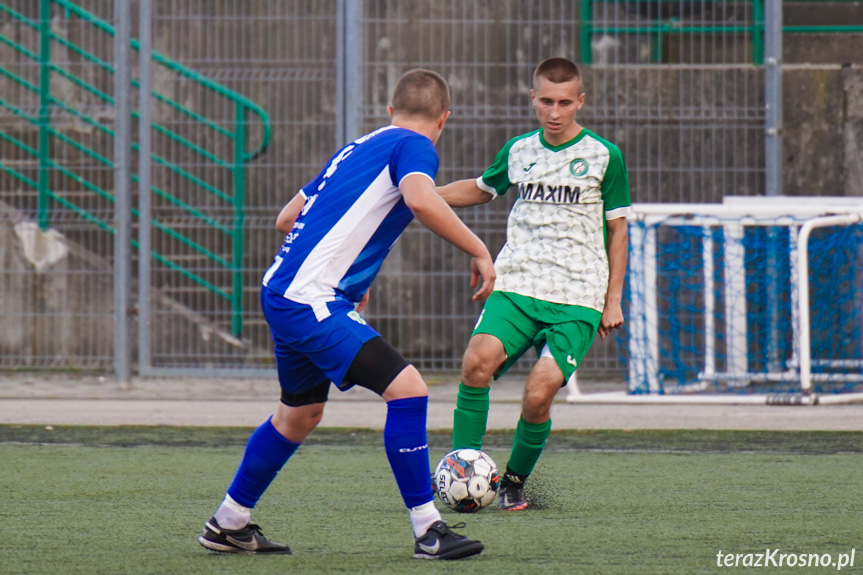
[533,58,582,90]
[391,69,451,120]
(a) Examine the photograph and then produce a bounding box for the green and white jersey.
[477,128,631,312]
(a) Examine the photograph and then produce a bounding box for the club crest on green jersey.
[569,158,589,177]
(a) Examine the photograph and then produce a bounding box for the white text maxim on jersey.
[518,182,581,204]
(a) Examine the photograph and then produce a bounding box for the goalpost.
[568,197,863,405]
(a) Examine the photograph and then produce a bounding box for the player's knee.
[306,405,325,427]
[295,409,324,437]
[461,348,494,387]
[521,403,551,424]
[271,403,324,442]
[285,412,322,438]
[382,365,428,401]
[521,389,554,420]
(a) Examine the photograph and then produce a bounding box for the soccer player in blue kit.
[198,69,495,560]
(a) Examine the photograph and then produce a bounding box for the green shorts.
[472,291,601,384]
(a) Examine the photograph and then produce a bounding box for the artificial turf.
[3,426,861,574]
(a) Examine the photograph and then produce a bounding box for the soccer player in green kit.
[438,57,631,510]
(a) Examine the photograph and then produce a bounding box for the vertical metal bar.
[341,0,364,145]
[702,225,716,380]
[232,101,247,337]
[628,220,660,394]
[765,0,783,371]
[789,223,800,370]
[138,0,152,373]
[113,0,132,385]
[797,222,813,394]
[38,0,51,230]
[644,225,660,393]
[627,222,645,392]
[764,0,782,197]
[723,221,748,382]
[336,0,346,147]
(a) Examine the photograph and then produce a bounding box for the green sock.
[506,418,552,477]
[451,383,490,450]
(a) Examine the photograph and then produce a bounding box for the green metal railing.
[0,0,270,336]
[580,0,863,65]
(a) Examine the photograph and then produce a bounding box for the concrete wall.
[0,207,114,369]
[783,66,863,198]
[0,201,271,370]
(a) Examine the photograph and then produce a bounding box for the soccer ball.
[433,449,500,513]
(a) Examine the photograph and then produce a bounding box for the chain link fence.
[0,0,776,378]
[357,0,766,375]
[0,0,117,370]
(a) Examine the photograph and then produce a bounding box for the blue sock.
[384,396,434,509]
[226,417,300,508]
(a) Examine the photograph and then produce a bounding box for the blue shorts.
[261,286,380,394]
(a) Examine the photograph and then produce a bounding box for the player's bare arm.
[275,193,306,234]
[437,179,494,208]
[400,173,496,301]
[355,289,370,313]
[598,216,628,339]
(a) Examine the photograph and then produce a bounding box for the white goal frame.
[568,197,863,405]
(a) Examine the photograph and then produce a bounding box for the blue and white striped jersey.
[262,125,439,319]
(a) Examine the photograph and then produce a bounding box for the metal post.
[336,0,345,146]
[723,221,748,383]
[137,0,152,374]
[764,0,782,198]
[627,222,645,391]
[113,0,132,385]
[764,0,783,371]
[788,224,800,370]
[337,0,364,146]
[38,0,51,230]
[702,226,716,380]
[627,221,660,394]
[643,226,660,393]
[232,101,247,337]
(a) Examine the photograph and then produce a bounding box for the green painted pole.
[580,0,593,65]
[38,0,51,230]
[231,102,247,337]
[651,24,666,63]
[784,25,863,33]
[753,0,765,65]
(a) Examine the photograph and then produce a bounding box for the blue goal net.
[625,208,863,397]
